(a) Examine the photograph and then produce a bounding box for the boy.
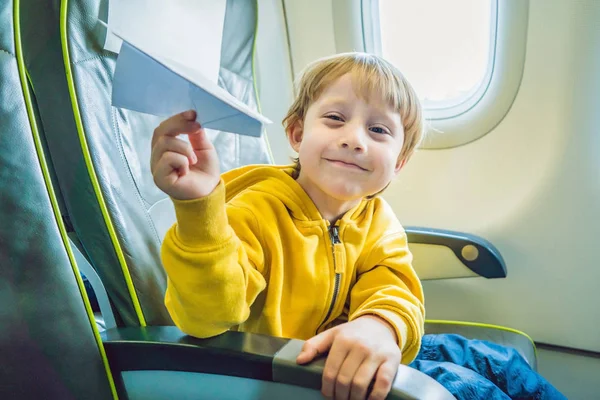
[151,53,425,400]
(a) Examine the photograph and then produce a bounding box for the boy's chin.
[324,185,373,202]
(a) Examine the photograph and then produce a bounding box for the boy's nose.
[339,128,367,152]
[340,141,364,152]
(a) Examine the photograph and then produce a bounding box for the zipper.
[322,225,343,325]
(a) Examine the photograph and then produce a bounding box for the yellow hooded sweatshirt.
[162,164,425,363]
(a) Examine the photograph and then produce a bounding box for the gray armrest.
[101,327,454,400]
[406,227,506,280]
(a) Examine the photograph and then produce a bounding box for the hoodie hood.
[221,164,369,223]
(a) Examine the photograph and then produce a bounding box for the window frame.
[333,0,529,149]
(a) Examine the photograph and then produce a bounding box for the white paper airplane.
[109,26,271,137]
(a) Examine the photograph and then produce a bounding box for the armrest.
[101,326,454,400]
[406,227,506,280]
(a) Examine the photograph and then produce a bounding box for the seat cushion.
[425,320,537,370]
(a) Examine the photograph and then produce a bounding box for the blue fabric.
[410,334,567,400]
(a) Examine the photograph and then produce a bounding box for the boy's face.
[288,73,405,204]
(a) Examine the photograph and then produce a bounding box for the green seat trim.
[14,1,118,397]
[60,0,146,327]
[426,319,538,359]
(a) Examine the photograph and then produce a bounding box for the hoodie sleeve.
[161,181,267,338]
[348,230,425,364]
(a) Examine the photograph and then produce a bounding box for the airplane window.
[377,0,495,111]
[356,0,528,149]
[305,0,526,148]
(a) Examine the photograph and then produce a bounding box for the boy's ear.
[394,158,407,174]
[286,120,304,152]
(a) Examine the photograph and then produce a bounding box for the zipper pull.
[333,245,344,273]
[330,226,341,244]
[330,226,345,273]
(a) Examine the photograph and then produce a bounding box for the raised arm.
[151,110,266,337]
[162,185,267,338]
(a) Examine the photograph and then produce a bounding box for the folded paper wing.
[111,31,271,137]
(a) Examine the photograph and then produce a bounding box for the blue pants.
[410,334,567,400]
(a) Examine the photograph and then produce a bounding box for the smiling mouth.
[325,159,368,171]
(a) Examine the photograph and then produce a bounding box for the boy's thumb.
[188,128,209,151]
[296,329,336,365]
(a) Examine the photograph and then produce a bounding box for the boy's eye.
[325,114,344,122]
[370,126,390,135]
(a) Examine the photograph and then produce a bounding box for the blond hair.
[283,52,424,166]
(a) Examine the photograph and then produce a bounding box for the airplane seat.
[21,0,273,329]
[17,0,533,396]
[0,0,117,397]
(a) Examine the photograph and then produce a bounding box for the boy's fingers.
[334,349,367,400]
[321,338,350,399]
[296,329,336,365]
[151,137,197,174]
[151,110,201,147]
[188,128,213,152]
[153,152,189,183]
[164,151,190,174]
[349,359,380,400]
[181,109,196,121]
[367,361,396,400]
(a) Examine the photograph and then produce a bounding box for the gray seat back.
[21,0,271,326]
[1,1,116,397]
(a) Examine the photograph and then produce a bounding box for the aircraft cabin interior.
[1,0,599,399]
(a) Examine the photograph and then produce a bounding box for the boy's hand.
[151,110,220,200]
[297,315,401,400]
